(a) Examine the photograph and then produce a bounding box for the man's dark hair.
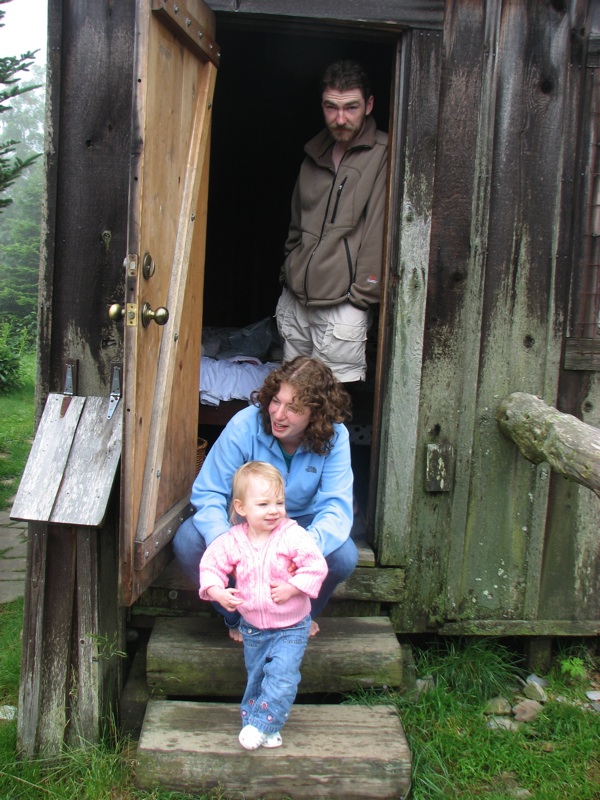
[321,60,372,102]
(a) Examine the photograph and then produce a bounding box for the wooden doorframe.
[207,0,444,31]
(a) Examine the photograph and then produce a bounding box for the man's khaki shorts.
[275,287,369,382]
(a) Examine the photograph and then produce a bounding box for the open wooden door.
[119,0,219,606]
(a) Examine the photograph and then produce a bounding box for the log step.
[136,699,412,800]
[147,615,412,696]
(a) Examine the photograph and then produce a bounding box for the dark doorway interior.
[200,17,397,527]
[203,20,395,328]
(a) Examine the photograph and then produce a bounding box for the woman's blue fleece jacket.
[190,404,353,557]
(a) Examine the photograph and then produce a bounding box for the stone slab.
[0,582,25,603]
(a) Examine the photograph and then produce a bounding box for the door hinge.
[60,359,78,417]
[107,363,122,420]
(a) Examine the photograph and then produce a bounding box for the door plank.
[134,64,216,550]
[151,0,221,65]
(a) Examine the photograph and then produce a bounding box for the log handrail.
[496,392,600,498]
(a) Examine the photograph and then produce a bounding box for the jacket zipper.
[330,176,347,224]
[344,237,354,294]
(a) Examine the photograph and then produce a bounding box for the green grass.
[0,721,215,799]
[0,622,598,799]
[0,597,24,706]
[0,352,35,511]
[346,637,600,799]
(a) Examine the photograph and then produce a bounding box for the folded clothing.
[200,357,279,406]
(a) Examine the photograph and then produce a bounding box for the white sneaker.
[261,731,282,748]
[239,724,267,750]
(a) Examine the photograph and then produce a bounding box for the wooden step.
[147,615,412,697]
[136,699,412,800]
[132,546,406,622]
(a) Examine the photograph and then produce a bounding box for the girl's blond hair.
[229,461,285,524]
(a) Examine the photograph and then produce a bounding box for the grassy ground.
[0,364,598,798]
[0,611,598,798]
[389,638,600,799]
[0,352,35,511]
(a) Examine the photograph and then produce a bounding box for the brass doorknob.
[108,303,125,321]
[141,302,169,328]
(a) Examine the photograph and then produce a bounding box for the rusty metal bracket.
[151,0,221,67]
[107,363,122,420]
[60,360,78,417]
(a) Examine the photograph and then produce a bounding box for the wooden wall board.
[541,3,600,626]
[19,0,136,757]
[11,395,86,523]
[387,1,489,628]
[41,0,135,402]
[564,338,600,370]
[50,398,122,526]
[375,29,442,564]
[17,523,48,756]
[71,528,100,745]
[35,527,76,755]
[457,0,590,624]
[385,0,599,632]
[11,395,122,528]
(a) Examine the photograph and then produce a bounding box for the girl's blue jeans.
[239,613,311,733]
[172,514,358,626]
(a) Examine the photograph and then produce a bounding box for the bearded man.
[276,60,388,384]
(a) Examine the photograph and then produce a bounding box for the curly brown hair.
[251,357,352,455]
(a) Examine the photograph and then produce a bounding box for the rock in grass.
[512,699,543,722]
[524,680,547,702]
[526,673,548,687]
[486,715,521,732]
[484,696,512,715]
[0,705,17,721]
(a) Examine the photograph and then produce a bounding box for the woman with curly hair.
[173,356,357,639]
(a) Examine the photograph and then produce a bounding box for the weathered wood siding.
[38,2,132,406]
[379,0,600,633]
[19,0,133,756]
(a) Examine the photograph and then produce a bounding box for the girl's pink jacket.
[199,518,328,629]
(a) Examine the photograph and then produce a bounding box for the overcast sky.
[0,0,47,64]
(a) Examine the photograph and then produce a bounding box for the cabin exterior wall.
[376,0,600,634]
[17,0,600,758]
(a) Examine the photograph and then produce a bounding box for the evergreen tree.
[0,0,41,211]
[0,68,44,334]
[0,5,45,339]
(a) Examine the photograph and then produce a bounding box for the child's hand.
[270,582,302,604]
[207,586,243,611]
[287,561,298,577]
